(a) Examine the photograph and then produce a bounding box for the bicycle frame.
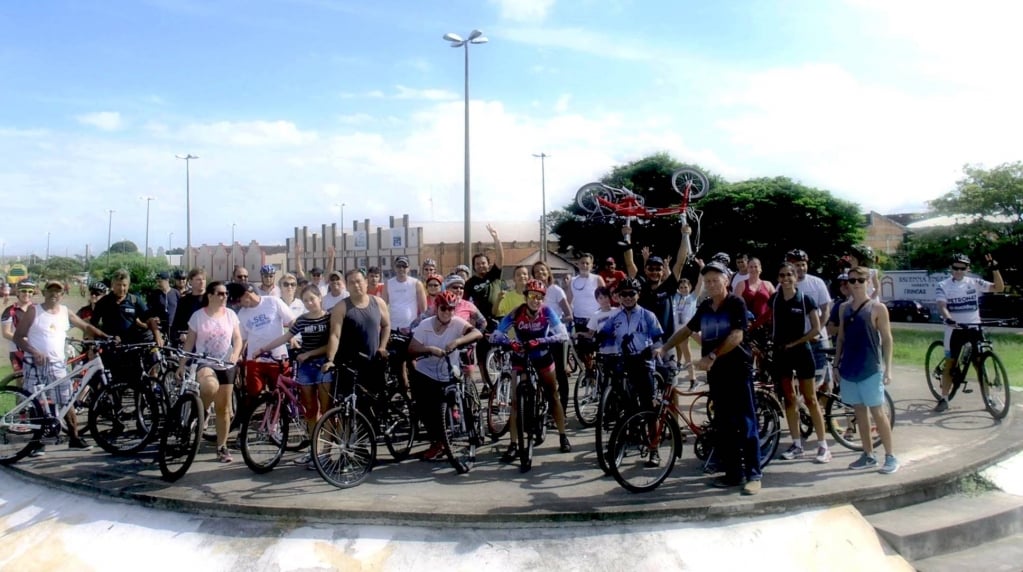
[2,353,110,435]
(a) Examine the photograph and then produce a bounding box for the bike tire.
[754,388,783,468]
[826,390,895,451]
[573,368,600,427]
[383,390,416,461]
[608,410,681,493]
[286,414,310,452]
[157,393,203,482]
[484,347,505,386]
[575,182,607,213]
[517,383,535,472]
[88,381,161,456]
[978,352,1011,420]
[487,372,513,439]
[0,387,45,465]
[924,340,949,401]
[0,370,24,390]
[594,384,622,475]
[239,393,287,474]
[566,345,580,376]
[311,406,376,488]
[440,397,476,474]
[670,168,710,201]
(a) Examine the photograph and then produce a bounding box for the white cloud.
[76,111,124,131]
[173,120,318,147]
[501,26,652,61]
[554,94,571,113]
[341,86,458,101]
[490,0,555,22]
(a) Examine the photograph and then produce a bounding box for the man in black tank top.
[324,269,391,388]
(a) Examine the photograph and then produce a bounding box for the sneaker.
[421,441,445,461]
[709,475,744,488]
[741,479,762,496]
[500,443,519,463]
[217,446,233,463]
[879,454,900,475]
[293,453,312,465]
[688,380,697,391]
[780,444,804,460]
[646,451,662,468]
[28,443,46,457]
[848,453,877,470]
[934,398,949,413]
[814,446,832,464]
[559,434,572,453]
[68,437,92,450]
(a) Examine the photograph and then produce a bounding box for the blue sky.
[3,0,1021,259]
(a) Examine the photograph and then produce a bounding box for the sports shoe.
[848,453,877,470]
[559,434,572,453]
[646,451,661,468]
[709,475,743,488]
[28,443,46,457]
[217,446,233,463]
[421,441,445,461]
[500,443,519,463]
[293,453,312,465]
[814,446,832,464]
[741,479,762,496]
[780,444,804,460]
[934,398,949,413]
[68,437,92,450]
[879,454,900,475]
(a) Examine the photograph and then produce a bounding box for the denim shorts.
[842,371,885,408]
[296,358,332,386]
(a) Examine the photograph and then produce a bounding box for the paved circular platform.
[3,365,1022,527]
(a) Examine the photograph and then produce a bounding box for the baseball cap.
[836,272,850,282]
[44,279,64,291]
[310,267,324,275]
[444,274,465,288]
[17,280,37,291]
[328,270,344,280]
[700,261,730,276]
[156,271,170,280]
[395,256,410,267]
[646,256,665,267]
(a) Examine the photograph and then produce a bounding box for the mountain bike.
[238,354,308,473]
[501,344,552,473]
[925,321,1012,420]
[87,342,163,456]
[486,345,513,439]
[0,338,119,465]
[433,353,485,474]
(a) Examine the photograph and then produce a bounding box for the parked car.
[885,299,932,323]
[980,294,1022,326]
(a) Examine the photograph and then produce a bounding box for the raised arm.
[294,243,306,280]
[671,225,691,280]
[487,224,504,269]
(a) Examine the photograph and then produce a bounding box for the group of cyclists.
[2,219,1007,494]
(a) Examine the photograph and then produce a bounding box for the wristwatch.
[708,352,718,361]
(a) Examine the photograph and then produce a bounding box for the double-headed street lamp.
[140,195,156,262]
[175,154,199,269]
[533,153,550,262]
[443,29,488,266]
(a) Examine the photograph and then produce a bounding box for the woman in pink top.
[735,257,775,331]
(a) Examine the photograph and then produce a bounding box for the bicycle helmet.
[710,252,731,266]
[524,279,547,296]
[260,264,276,275]
[171,269,187,280]
[616,277,642,293]
[424,273,444,286]
[951,253,971,266]
[435,290,459,308]
[785,249,809,262]
[849,244,875,263]
[88,282,109,295]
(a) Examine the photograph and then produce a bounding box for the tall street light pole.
[231,222,236,270]
[45,232,50,261]
[141,195,156,263]
[335,202,345,254]
[107,210,115,256]
[175,154,199,269]
[168,232,173,253]
[443,29,488,266]
[532,153,549,262]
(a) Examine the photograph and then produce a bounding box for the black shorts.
[771,343,816,381]
[206,367,236,386]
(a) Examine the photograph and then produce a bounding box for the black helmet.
[951,253,971,266]
[616,277,642,293]
[785,249,808,262]
[88,282,108,295]
[171,269,187,280]
[710,252,731,266]
[701,260,730,276]
[850,244,875,262]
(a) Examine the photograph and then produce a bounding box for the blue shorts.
[296,358,332,386]
[842,371,885,408]
[810,339,828,372]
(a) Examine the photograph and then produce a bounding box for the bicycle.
[571,336,601,427]
[0,338,120,465]
[431,352,485,474]
[486,344,513,439]
[1,339,89,391]
[156,351,232,482]
[500,343,552,473]
[593,352,646,476]
[238,354,309,473]
[925,321,1012,420]
[87,342,164,456]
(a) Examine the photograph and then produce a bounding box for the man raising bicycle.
[933,253,1004,413]
[492,279,571,468]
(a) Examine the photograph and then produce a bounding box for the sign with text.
[880,270,960,301]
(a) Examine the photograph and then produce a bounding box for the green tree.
[901,220,1021,290]
[89,253,169,293]
[38,256,85,281]
[107,240,139,255]
[931,162,1023,223]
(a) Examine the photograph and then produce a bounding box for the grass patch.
[0,364,11,380]
[892,327,1023,386]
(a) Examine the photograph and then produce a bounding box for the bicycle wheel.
[312,406,376,488]
[827,390,895,451]
[754,388,782,468]
[566,345,580,376]
[441,397,476,474]
[487,372,513,439]
[516,384,535,472]
[202,382,240,443]
[608,410,681,493]
[0,370,24,390]
[595,384,622,475]
[573,368,600,427]
[485,348,505,386]
[924,340,948,401]
[670,168,710,200]
[383,390,416,461]
[978,352,1011,420]
[286,413,310,452]
[157,394,203,482]
[575,182,608,213]
[0,387,45,465]
[87,382,160,456]
[239,393,287,474]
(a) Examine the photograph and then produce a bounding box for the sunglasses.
[235,275,249,280]
[18,289,34,294]
[282,282,297,287]
[847,278,867,284]
[213,291,229,297]
[438,305,454,312]
[448,285,464,290]
[526,292,545,301]
[951,266,968,271]
[618,291,638,298]
[329,277,342,282]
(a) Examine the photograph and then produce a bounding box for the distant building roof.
[906,214,1015,229]
[412,221,543,244]
[885,212,931,227]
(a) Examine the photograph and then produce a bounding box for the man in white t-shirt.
[383,255,427,333]
[730,253,749,291]
[786,249,832,378]
[228,283,296,400]
[933,253,1004,412]
[321,270,349,311]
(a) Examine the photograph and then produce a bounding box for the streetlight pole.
[335,202,345,254]
[175,154,199,269]
[443,29,488,266]
[45,232,50,261]
[231,222,236,270]
[532,152,549,262]
[107,209,115,256]
[141,195,156,263]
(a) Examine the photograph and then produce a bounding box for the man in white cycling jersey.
[933,253,1004,412]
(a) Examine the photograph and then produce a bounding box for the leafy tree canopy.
[89,253,169,293]
[930,162,1023,223]
[108,240,139,255]
[33,256,85,281]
